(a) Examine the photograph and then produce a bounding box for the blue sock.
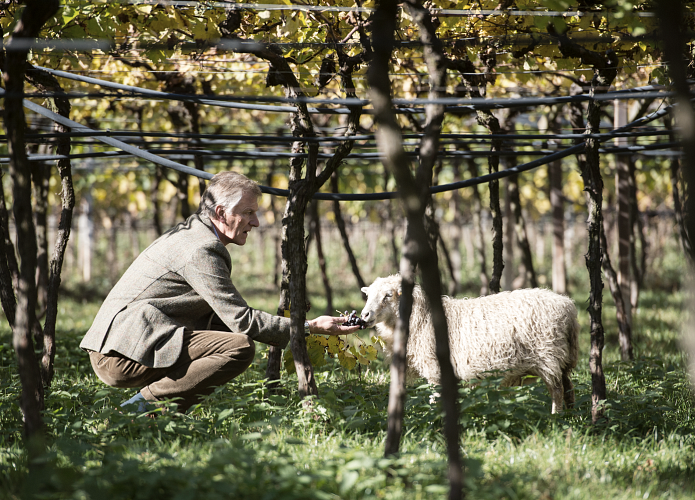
[120,392,150,413]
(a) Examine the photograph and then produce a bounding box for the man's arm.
[183,242,292,347]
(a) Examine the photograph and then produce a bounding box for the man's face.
[216,190,260,246]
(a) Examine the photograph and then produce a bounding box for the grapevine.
[283,310,384,374]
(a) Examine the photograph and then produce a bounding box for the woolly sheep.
[360,275,579,413]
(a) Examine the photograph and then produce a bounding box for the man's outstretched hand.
[307,316,361,336]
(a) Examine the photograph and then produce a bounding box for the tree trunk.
[655,0,695,389]
[583,99,608,423]
[331,171,366,290]
[0,178,17,327]
[503,177,514,290]
[451,56,503,294]
[448,161,463,296]
[30,162,49,313]
[226,35,362,400]
[614,100,632,326]
[177,172,191,220]
[466,158,489,295]
[266,227,290,387]
[438,233,457,295]
[509,171,538,288]
[549,159,566,294]
[2,0,60,449]
[554,32,617,422]
[484,119,504,294]
[372,2,462,498]
[152,166,164,236]
[666,116,692,260]
[77,194,93,282]
[628,157,645,311]
[285,184,319,398]
[106,216,119,284]
[128,212,140,259]
[600,220,634,361]
[24,65,75,388]
[306,200,333,314]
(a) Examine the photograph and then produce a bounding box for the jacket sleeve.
[182,241,291,348]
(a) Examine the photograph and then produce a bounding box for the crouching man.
[81,171,358,413]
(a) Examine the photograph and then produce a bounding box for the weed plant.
[0,282,694,498]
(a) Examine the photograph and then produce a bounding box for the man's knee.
[220,335,256,375]
[88,350,156,388]
[238,337,256,367]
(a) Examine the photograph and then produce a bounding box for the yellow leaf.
[307,336,328,367]
[191,20,220,41]
[360,345,378,362]
[338,351,357,371]
[283,348,296,375]
[134,4,152,15]
[150,12,177,34]
[326,336,344,355]
[371,336,386,349]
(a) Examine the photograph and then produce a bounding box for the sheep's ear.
[361,287,369,296]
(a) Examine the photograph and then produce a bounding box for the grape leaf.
[283,348,296,375]
[337,351,357,371]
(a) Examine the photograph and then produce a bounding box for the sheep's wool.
[360,275,579,413]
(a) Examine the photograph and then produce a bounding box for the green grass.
[1,232,694,499]
[1,286,694,500]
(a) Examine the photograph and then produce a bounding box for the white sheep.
[360,275,579,413]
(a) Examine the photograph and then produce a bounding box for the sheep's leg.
[544,378,564,414]
[562,369,575,409]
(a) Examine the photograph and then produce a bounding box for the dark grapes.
[341,310,367,329]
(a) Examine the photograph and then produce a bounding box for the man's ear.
[214,205,226,221]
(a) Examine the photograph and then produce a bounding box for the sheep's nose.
[361,310,370,322]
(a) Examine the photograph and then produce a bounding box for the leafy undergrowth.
[1,291,694,499]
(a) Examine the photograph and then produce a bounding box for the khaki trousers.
[89,329,256,412]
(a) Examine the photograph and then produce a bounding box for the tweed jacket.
[80,213,291,368]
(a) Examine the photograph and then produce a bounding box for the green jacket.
[80,213,290,368]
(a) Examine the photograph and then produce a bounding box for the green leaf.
[217,408,234,421]
[283,348,296,375]
[337,351,356,371]
[61,6,79,25]
[340,470,359,494]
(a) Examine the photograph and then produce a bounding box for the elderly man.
[81,171,358,413]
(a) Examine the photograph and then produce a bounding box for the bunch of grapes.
[340,310,367,329]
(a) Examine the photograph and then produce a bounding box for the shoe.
[120,391,152,413]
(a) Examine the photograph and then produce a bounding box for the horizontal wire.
[12,129,673,145]
[8,141,676,164]
[25,66,677,116]
[4,88,676,202]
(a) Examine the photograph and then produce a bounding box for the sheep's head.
[360,275,401,328]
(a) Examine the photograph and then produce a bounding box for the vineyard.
[1,0,695,498]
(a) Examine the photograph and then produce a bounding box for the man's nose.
[251,214,260,227]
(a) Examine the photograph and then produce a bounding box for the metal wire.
[2,89,675,202]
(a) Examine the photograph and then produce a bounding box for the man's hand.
[307,316,361,336]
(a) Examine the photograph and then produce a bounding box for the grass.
[1,227,694,499]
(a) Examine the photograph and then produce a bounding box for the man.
[81,171,358,413]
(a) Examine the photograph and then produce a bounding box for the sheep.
[360,275,579,413]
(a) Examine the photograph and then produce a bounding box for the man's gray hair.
[197,171,262,219]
